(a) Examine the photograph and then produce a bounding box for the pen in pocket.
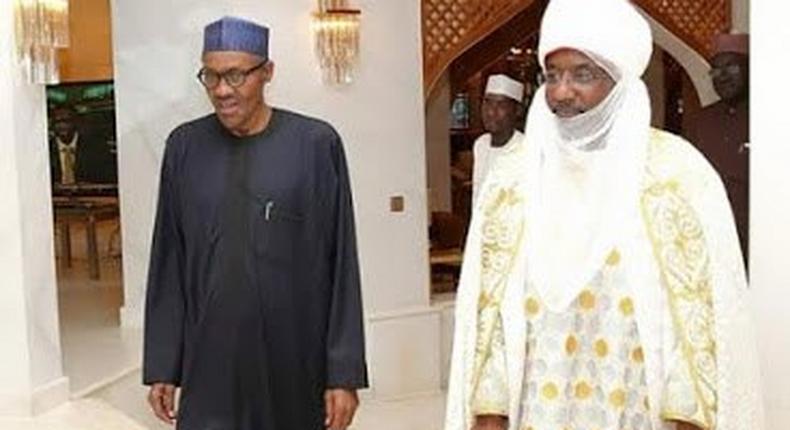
[264,201,274,221]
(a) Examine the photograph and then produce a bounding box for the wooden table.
[429,248,464,266]
[53,198,119,280]
[430,248,464,294]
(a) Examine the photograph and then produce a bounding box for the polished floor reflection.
[55,220,142,397]
[1,370,446,430]
[0,220,448,429]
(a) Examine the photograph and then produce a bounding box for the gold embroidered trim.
[471,315,509,414]
[471,187,525,400]
[641,177,718,429]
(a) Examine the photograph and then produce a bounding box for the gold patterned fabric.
[471,314,509,415]
[473,248,659,430]
[447,127,761,430]
[517,249,655,430]
[468,131,720,430]
[471,186,525,397]
[642,133,719,429]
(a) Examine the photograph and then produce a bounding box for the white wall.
[0,0,69,416]
[750,2,790,427]
[111,0,440,398]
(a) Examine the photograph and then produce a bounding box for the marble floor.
[89,370,446,430]
[0,398,149,430]
[1,220,448,429]
[55,221,142,397]
[1,381,446,430]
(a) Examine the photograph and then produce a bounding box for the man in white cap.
[472,74,525,204]
[143,16,367,430]
[445,1,763,430]
[686,33,750,269]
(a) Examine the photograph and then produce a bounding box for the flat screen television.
[46,80,118,193]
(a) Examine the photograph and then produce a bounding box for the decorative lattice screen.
[635,0,730,58]
[422,0,731,96]
[422,0,534,94]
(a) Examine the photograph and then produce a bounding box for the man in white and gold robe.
[444,0,764,429]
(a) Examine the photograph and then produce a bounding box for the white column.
[0,1,70,416]
[732,0,750,33]
[750,2,790,428]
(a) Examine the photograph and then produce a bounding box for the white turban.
[538,0,653,78]
[523,0,655,309]
[485,74,525,102]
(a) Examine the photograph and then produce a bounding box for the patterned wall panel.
[635,0,730,59]
[422,0,536,95]
[422,0,731,97]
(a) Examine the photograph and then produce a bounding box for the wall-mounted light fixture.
[311,0,361,85]
[14,0,70,84]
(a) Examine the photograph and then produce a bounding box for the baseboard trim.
[368,304,441,322]
[71,365,140,399]
[0,376,70,417]
[33,376,70,415]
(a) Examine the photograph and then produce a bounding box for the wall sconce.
[14,0,70,84]
[311,0,361,85]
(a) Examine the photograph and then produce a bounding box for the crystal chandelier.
[311,0,361,85]
[14,0,70,84]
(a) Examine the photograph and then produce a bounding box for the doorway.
[46,0,141,398]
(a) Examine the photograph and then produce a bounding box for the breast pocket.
[252,196,305,267]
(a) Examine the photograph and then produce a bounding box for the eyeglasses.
[543,66,610,87]
[197,61,267,89]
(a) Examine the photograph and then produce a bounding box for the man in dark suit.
[49,108,90,185]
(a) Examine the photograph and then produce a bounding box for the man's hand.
[472,414,508,430]
[147,383,177,425]
[324,388,359,430]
